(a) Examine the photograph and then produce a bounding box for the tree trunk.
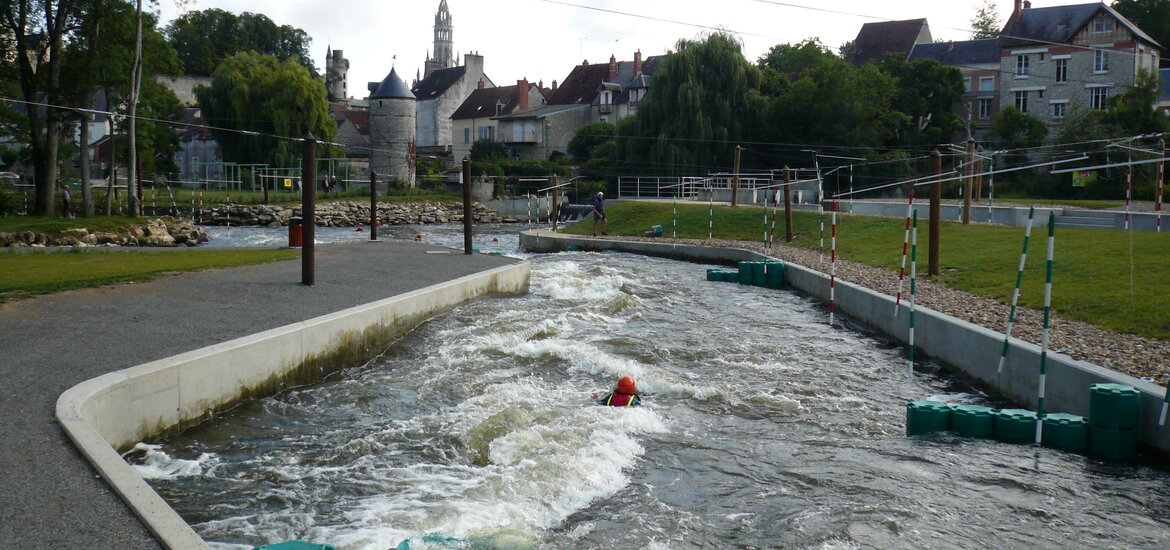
[79,112,93,217]
[126,0,144,217]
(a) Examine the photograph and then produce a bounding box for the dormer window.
[601,91,611,105]
[1092,16,1113,33]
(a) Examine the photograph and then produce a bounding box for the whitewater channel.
[133,227,1170,549]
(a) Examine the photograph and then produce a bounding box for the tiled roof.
[849,19,930,66]
[547,55,663,105]
[909,39,1001,66]
[494,103,588,120]
[343,109,370,135]
[1000,3,1160,49]
[410,65,467,99]
[450,84,540,120]
[369,67,414,99]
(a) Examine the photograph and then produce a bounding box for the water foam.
[129,442,217,479]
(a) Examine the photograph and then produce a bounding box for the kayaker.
[597,376,640,407]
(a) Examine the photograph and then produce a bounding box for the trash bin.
[289,216,303,247]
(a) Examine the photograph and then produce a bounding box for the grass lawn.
[566,201,1170,340]
[0,248,298,302]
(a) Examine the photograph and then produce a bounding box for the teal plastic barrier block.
[255,541,336,550]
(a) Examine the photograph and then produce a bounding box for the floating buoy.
[375,221,382,226]
[492,237,499,243]
[356,226,364,232]
[415,234,423,241]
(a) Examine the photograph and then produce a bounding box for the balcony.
[598,104,613,114]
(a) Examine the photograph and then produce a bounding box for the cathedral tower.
[423,0,453,79]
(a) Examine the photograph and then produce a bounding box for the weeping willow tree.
[196,52,335,168]
[618,33,765,176]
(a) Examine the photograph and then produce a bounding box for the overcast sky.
[153,0,1068,98]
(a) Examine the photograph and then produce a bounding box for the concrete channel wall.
[518,230,1170,456]
[55,262,531,550]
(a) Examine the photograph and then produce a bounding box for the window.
[1093,49,1109,72]
[978,98,992,120]
[1090,87,1109,110]
[463,127,470,144]
[1092,17,1114,33]
[1016,55,1030,76]
[1055,59,1068,82]
[979,76,995,91]
[963,77,972,92]
[477,126,495,140]
[1015,91,1029,113]
[1052,102,1067,119]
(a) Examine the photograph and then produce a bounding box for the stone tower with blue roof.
[368,67,416,187]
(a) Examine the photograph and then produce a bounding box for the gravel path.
[606,234,1170,385]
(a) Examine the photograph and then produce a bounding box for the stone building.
[909,39,1002,140]
[998,0,1162,127]
[368,67,416,186]
[846,19,933,66]
[325,46,350,101]
[450,79,546,162]
[412,53,493,158]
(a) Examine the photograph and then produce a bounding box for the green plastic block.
[1041,413,1088,454]
[1088,424,1138,463]
[1089,383,1140,430]
[255,541,336,550]
[993,408,1038,444]
[906,400,951,436]
[951,404,996,438]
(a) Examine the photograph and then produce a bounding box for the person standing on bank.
[592,191,608,236]
[60,185,72,218]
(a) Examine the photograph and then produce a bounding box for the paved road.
[0,241,522,549]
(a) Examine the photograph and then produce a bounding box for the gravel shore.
[607,234,1170,385]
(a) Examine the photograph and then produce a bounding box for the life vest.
[604,391,638,407]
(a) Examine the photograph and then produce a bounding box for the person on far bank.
[592,191,608,236]
[595,376,641,406]
[60,185,72,218]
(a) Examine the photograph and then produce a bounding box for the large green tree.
[196,51,334,167]
[970,0,1002,39]
[1111,0,1170,64]
[878,55,966,146]
[619,33,765,175]
[165,9,315,77]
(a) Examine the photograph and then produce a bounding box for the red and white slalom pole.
[226,190,232,230]
[1157,139,1165,233]
[894,191,915,316]
[829,200,838,326]
[198,190,204,225]
[1125,152,1132,230]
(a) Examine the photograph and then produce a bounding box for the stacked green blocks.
[705,262,785,288]
[255,542,336,550]
[1041,413,1088,454]
[1088,383,1140,462]
[722,270,739,282]
[906,400,951,435]
[706,268,723,282]
[951,405,996,438]
[993,409,1038,444]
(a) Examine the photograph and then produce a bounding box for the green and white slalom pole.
[987,157,994,224]
[1035,211,1056,444]
[998,206,1036,373]
[1160,383,1169,426]
[708,183,714,240]
[673,193,678,244]
[908,210,918,377]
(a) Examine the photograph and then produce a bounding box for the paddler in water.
[595,376,641,406]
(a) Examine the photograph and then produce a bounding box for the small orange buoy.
[415,234,423,241]
[356,226,364,232]
[492,237,499,243]
[376,221,382,227]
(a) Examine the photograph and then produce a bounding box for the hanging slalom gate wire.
[1125,152,1133,230]
[829,200,838,327]
[998,206,1036,373]
[1157,139,1166,233]
[1035,211,1056,444]
[987,156,995,224]
[894,191,914,317]
[767,189,779,250]
[226,190,232,230]
[708,183,714,240]
[908,210,918,377]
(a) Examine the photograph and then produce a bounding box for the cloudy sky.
[153,0,1061,97]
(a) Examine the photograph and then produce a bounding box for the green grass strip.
[565,201,1170,340]
[0,248,298,302]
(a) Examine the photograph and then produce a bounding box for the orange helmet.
[617,376,636,394]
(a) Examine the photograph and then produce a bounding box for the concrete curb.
[518,230,1170,456]
[55,262,531,550]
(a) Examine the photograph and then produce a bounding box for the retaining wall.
[56,262,531,549]
[518,230,1170,456]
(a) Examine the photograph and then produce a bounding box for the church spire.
[424,0,453,79]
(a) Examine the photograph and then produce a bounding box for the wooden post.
[463,157,473,254]
[929,149,942,277]
[301,133,316,286]
[731,145,742,207]
[369,171,378,241]
[962,137,974,224]
[783,166,793,243]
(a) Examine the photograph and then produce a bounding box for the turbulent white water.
[139,229,1170,550]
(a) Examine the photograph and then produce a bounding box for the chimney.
[552,80,558,91]
[478,78,485,89]
[634,50,643,75]
[517,78,529,110]
[608,54,618,81]
[1010,0,1022,20]
[1023,0,1031,8]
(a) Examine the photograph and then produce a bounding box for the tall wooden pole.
[929,149,942,277]
[731,145,742,207]
[301,133,316,286]
[783,166,793,243]
[962,137,974,224]
[369,171,378,241]
[463,157,473,254]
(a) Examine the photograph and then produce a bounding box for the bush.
[0,188,18,216]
